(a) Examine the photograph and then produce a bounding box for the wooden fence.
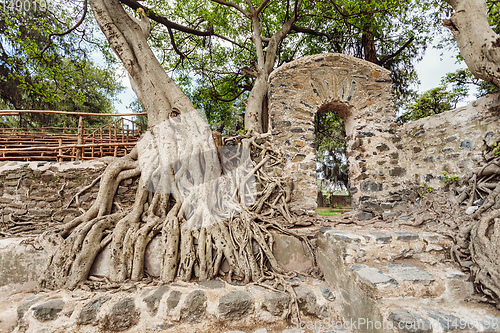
[0,110,146,161]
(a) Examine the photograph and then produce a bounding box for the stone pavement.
[3,276,341,333]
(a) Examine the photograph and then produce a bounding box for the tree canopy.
[0,1,123,129]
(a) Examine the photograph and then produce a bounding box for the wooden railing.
[0,110,147,162]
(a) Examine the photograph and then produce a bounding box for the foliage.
[315,207,343,216]
[131,0,451,124]
[315,110,348,190]
[0,2,123,130]
[493,141,500,156]
[441,171,459,183]
[399,86,465,122]
[399,67,499,122]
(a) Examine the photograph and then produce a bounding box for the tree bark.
[443,0,500,88]
[90,0,197,126]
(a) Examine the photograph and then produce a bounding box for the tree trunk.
[443,0,500,88]
[90,0,197,126]
[37,0,304,290]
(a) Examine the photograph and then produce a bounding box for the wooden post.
[126,125,130,142]
[76,115,84,161]
[91,132,95,158]
[108,123,112,155]
[100,127,103,157]
[58,138,63,162]
[121,118,125,143]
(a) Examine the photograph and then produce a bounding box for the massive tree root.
[38,112,309,290]
[449,137,500,306]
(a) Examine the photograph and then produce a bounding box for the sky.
[111,45,468,114]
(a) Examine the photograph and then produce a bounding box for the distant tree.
[398,67,499,122]
[315,111,348,190]
[0,1,123,129]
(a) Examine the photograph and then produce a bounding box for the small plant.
[493,141,500,155]
[420,183,433,197]
[441,171,459,183]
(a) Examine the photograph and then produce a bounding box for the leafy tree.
[0,1,123,130]
[399,67,499,122]
[315,110,348,190]
[400,86,463,122]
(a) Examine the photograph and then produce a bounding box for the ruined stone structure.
[269,53,398,212]
[269,53,500,214]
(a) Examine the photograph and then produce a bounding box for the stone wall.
[269,52,500,213]
[396,92,500,194]
[0,159,138,235]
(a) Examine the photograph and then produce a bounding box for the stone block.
[394,232,419,241]
[367,232,392,244]
[180,290,206,323]
[78,296,110,325]
[32,299,65,322]
[387,265,435,285]
[218,290,254,319]
[143,285,170,316]
[388,309,432,333]
[101,298,140,331]
[272,232,312,272]
[355,267,398,288]
[262,292,291,316]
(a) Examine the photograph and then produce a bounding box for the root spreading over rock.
[38,113,312,290]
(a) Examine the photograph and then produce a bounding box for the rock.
[394,232,419,241]
[272,232,312,271]
[326,231,362,243]
[17,297,43,321]
[368,232,392,244]
[425,308,475,332]
[388,265,435,285]
[101,298,140,331]
[166,290,182,310]
[355,267,398,288]
[32,299,65,322]
[466,206,479,215]
[180,290,206,323]
[218,290,254,320]
[78,296,110,325]
[147,323,174,331]
[460,139,474,150]
[356,211,373,220]
[388,309,432,333]
[198,280,225,289]
[143,285,170,316]
[293,285,317,316]
[318,285,335,301]
[262,292,291,316]
[473,199,484,207]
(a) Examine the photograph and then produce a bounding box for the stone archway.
[269,53,399,213]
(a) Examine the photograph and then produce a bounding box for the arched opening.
[315,103,350,213]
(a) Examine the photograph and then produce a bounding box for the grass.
[315,207,345,216]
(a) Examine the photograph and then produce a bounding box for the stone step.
[318,227,469,300]
[316,226,500,333]
[383,304,500,332]
[6,277,341,333]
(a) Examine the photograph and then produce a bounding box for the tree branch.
[41,0,88,58]
[210,0,251,17]
[378,37,414,65]
[255,0,271,15]
[291,24,331,39]
[119,0,214,36]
